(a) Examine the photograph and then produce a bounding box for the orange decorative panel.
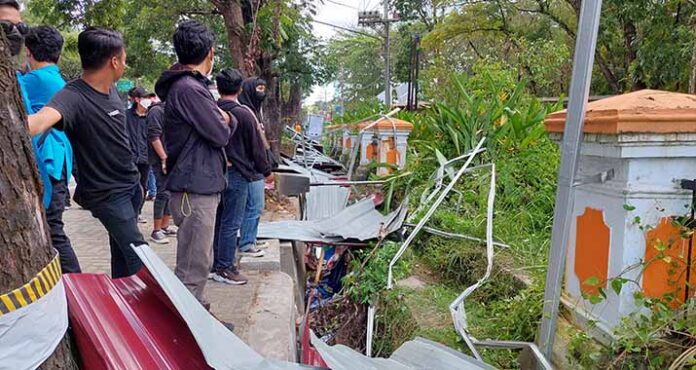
[574,208,611,296]
[643,217,695,307]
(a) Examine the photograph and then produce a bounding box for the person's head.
[128,87,151,110]
[0,0,27,56]
[215,69,243,98]
[239,77,268,114]
[24,25,63,66]
[78,27,126,82]
[173,20,215,75]
[147,92,159,104]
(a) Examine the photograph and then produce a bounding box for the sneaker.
[138,215,147,224]
[256,240,270,250]
[162,225,178,236]
[210,266,248,285]
[150,230,169,244]
[240,246,265,258]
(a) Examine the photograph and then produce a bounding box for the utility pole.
[383,0,391,107]
[358,2,398,108]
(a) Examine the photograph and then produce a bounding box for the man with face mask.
[238,77,276,257]
[127,87,152,224]
[28,27,147,278]
[154,20,234,308]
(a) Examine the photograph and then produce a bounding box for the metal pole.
[383,0,391,108]
[538,0,603,359]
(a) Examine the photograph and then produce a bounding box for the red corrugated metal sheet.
[64,269,211,370]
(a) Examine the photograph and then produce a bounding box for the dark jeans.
[47,173,81,273]
[89,184,146,278]
[239,179,265,250]
[153,165,170,219]
[147,168,157,197]
[136,163,150,214]
[213,169,249,271]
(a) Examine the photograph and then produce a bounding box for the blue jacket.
[17,65,73,208]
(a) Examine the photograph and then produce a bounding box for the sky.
[304,0,383,106]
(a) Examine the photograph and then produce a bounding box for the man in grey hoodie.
[154,20,234,307]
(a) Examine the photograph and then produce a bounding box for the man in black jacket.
[154,21,233,306]
[126,86,151,224]
[210,69,271,285]
[28,27,146,278]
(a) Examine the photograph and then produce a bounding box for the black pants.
[89,185,146,278]
[152,165,170,219]
[137,163,150,214]
[47,174,81,273]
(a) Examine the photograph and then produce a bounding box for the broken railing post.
[538,0,603,359]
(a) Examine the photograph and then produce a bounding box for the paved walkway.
[63,193,296,344]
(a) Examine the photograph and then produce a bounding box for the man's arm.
[28,107,62,136]
[174,86,230,147]
[151,139,168,174]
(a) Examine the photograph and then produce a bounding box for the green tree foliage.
[325,32,384,104]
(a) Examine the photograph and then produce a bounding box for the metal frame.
[387,137,486,289]
[538,0,603,359]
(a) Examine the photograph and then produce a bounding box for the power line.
[312,19,381,40]
[324,0,358,10]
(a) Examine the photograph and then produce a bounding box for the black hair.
[216,69,244,96]
[24,26,64,63]
[0,0,20,10]
[128,87,146,98]
[77,27,125,71]
[173,20,214,65]
[147,92,157,98]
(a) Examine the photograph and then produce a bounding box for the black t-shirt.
[47,79,139,209]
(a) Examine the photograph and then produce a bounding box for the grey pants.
[170,192,220,305]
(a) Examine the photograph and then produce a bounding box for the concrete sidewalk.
[63,195,298,360]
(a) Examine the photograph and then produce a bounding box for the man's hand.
[218,108,231,125]
[28,106,62,136]
[265,174,274,184]
[161,157,168,175]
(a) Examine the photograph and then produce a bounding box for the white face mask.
[140,98,152,109]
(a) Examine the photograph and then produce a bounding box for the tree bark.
[281,82,303,128]
[259,54,282,157]
[689,16,696,94]
[0,35,78,369]
[212,0,248,73]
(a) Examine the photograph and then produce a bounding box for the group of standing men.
[3,0,276,315]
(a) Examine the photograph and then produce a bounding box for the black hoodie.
[154,67,233,195]
[218,98,271,181]
[238,77,266,118]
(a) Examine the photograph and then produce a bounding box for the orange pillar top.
[545,90,696,134]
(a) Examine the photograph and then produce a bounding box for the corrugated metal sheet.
[310,331,494,370]
[257,199,407,243]
[281,160,350,220]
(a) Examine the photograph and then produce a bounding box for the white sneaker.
[138,215,147,224]
[256,240,270,250]
[240,246,265,258]
[150,230,169,244]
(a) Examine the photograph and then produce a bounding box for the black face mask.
[255,91,267,102]
[1,21,28,56]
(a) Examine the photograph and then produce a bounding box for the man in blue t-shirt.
[18,25,80,273]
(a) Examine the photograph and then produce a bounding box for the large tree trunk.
[212,0,247,73]
[0,36,78,368]
[260,54,282,157]
[281,82,302,128]
[689,16,696,94]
